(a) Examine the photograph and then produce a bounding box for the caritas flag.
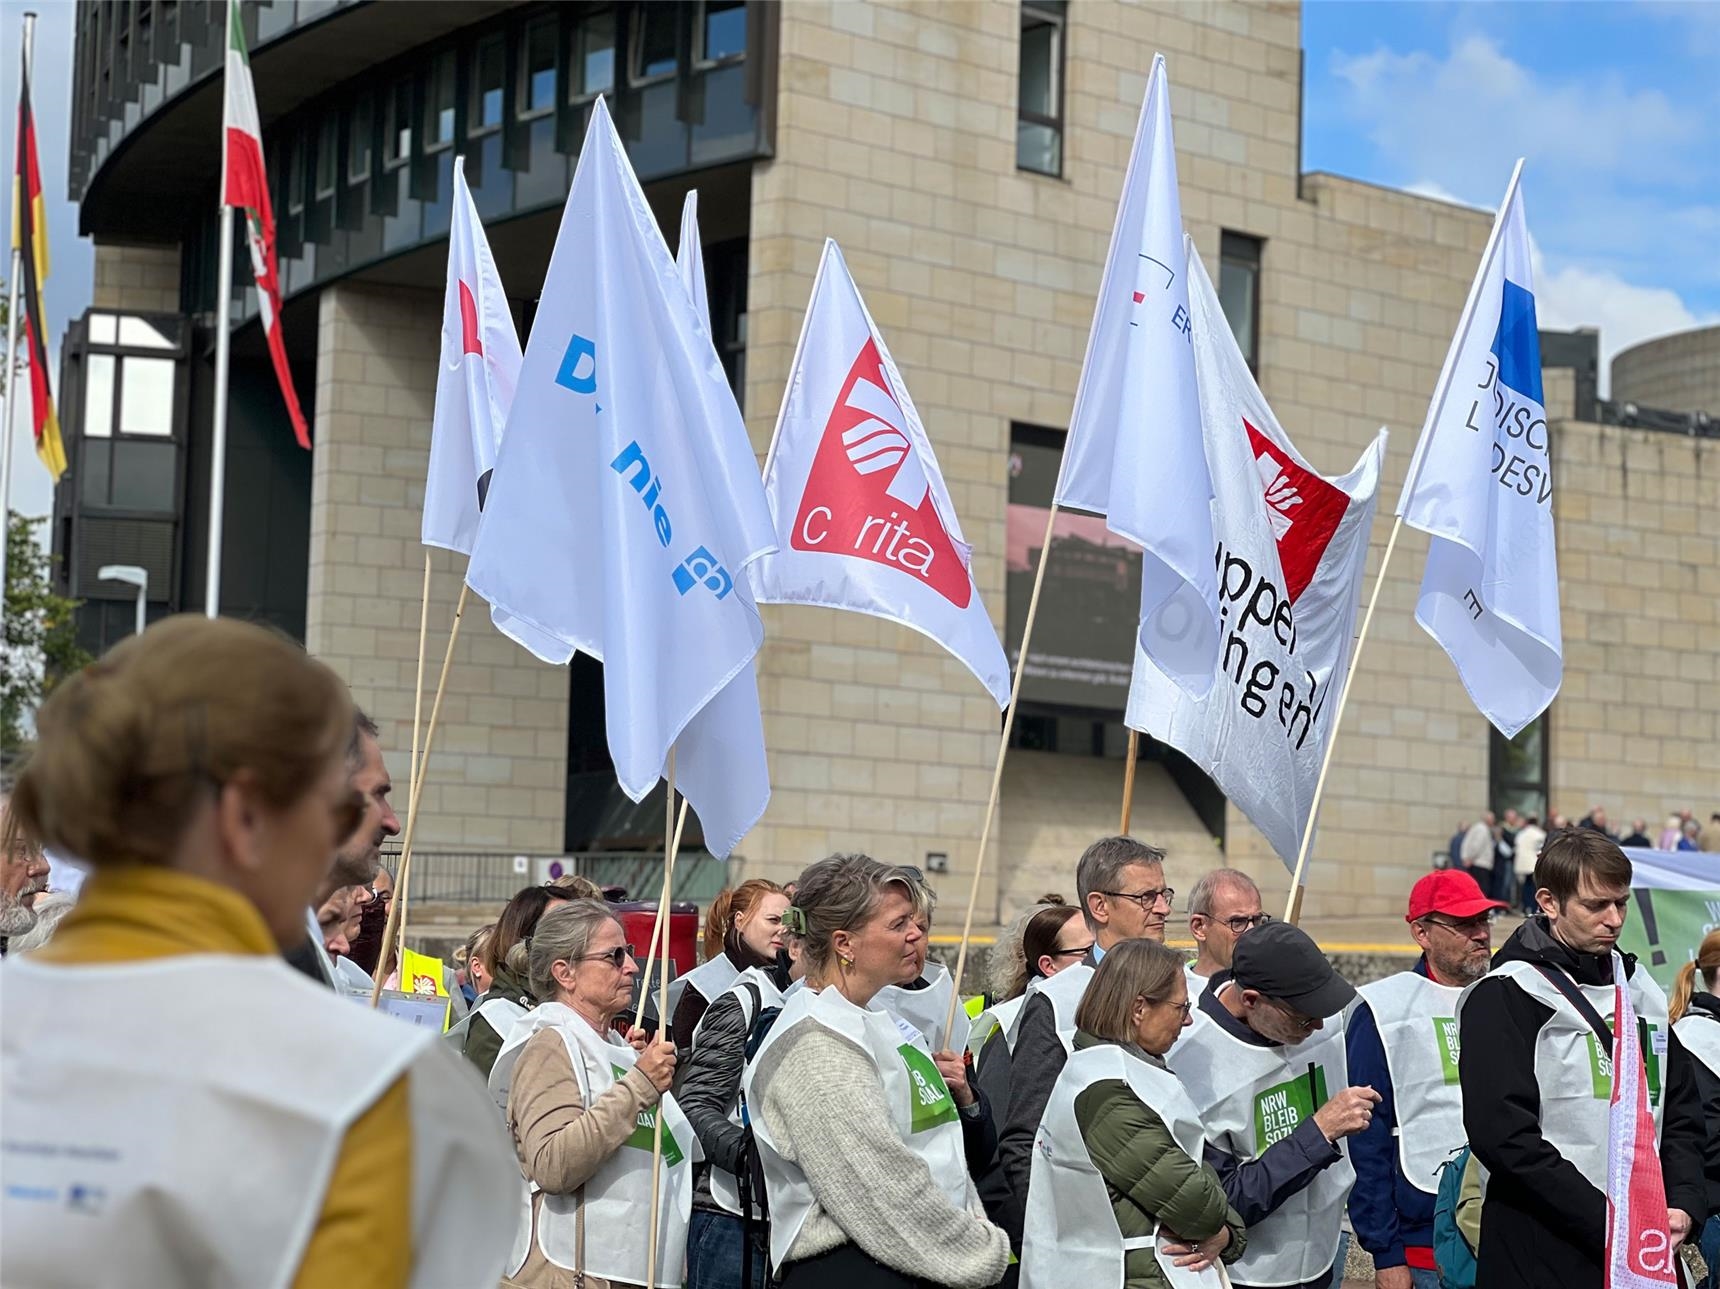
[1604,951,1679,1287]
[750,239,1009,706]
[222,0,309,449]
[422,155,522,556]
[1397,163,1560,739]
[465,97,774,857]
[1054,53,1217,697]
[1127,239,1384,869]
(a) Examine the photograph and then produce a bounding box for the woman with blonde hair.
[669,878,789,1048]
[1668,929,1720,1284]
[0,615,517,1288]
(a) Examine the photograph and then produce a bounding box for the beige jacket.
[501,1027,661,1289]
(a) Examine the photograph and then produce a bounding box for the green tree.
[2,512,91,749]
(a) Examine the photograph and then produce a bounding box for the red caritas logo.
[790,340,972,608]
[1244,419,1347,604]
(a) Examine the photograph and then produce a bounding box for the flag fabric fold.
[750,239,1010,706]
[11,44,65,480]
[1127,241,1385,868]
[676,190,710,332]
[464,97,774,857]
[422,155,522,555]
[1055,53,1216,697]
[1604,951,1678,1288]
[223,0,310,449]
[1397,165,1561,739]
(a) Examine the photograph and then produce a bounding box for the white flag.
[1056,54,1217,696]
[1128,241,1385,868]
[422,155,522,555]
[751,240,1009,706]
[676,189,710,328]
[1398,164,1560,739]
[465,98,774,857]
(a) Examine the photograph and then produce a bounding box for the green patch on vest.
[1584,1034,1613,1099]
[898,1043,959,1133]
[614,1065,685,1165]
[1432,1016,1461,1086]
[1253,1066,1330,1152]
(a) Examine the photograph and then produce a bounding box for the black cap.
[1230,921,1355,1019]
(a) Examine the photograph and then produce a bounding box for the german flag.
[12,47,65,481]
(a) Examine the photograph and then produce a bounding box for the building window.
[1218,231,1262,372]
[519,16,557,118]
[471,34,506,134]
[1017,1,1065,176]
[425,49,456,150]
[348,95,373,181]
[571,10,616,100]
[385,79,412,166]
[314,115,338,199]
[632,4,679,82]
[285,135,305,213]
[699,0,747,64]
[1490,713,1549,824]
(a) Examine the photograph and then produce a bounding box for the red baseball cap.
[1406,869,1508,922]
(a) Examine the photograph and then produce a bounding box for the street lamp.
[97,564,148,637]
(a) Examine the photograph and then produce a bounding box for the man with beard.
[1347,870,1505,1289]
[0,799,50,955]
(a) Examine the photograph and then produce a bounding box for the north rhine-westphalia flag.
[1055,54,1216,696]
[11,45,65,480]
[422,156,521,555]
[1397,164,1560,739]
[465,98,774,857]
[1127,239,1385,869]
[223,0,309,449]
[751,239,1009,706]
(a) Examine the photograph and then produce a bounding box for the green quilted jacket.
[1069,1030,1247,1289]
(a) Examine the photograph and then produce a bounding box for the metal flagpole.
[205,0,235,617]
[1,12,39,639]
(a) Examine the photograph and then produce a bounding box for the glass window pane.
[702,1,746,61]
[1018,20,1057,119]
[315,115,338,195]
[1017,119,1060,175]
[523,18,556,114]
[348,96,373,180]
[110,441,177,510]
[575,12,615,98]
[119,357,176,437]
[89,314,117,345]
[84,353,115,438]
[473,36,505,131]
[116,316,175,349]
[1218,248,1259,367]
[635,6,677,80]
[81,441,111,506]
[426,51,455,147]
[286,136,305,209]
[386,80,412,162]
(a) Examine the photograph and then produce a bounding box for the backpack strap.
[1532,962,1615,1050]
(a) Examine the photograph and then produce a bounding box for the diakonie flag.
[422,155,522,556]
[750,239,1010,706]
[465,98,775,856]
[1398,164,1560,739]
[1127,239,1385,869]
[1054,54,1217,697]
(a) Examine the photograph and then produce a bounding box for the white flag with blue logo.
[464,98,774,856]
[1398,163,1561,739]
[1055,54,1218,697]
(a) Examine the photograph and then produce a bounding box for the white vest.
[0,954,520,1289]
[1021,1041,1226,1289]
[330,954,375,999]
[968,994,1028,1070]
[667,950,741,1031]
[876,962,972,1054]
[692,965,786,1217]
[1166,998,1354,1287]
[744,985,968,1272]
[1355,969,1467,1194]
[1674,1009,1720,1079]
[490,1002,699,1288]
[1024,961,1095,1053]
[1460,956,1669,1183]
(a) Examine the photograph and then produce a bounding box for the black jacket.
[1671,993,1720,1218]
[1459,917,1705,1289]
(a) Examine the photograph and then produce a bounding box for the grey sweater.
[751,1015,1010,1288]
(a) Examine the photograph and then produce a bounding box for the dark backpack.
[1433,1146,1477,1289]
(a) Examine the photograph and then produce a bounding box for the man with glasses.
[1186,868,1269,1000]
[1167,920,1376,1289]
[997,835,1172,1248]
[1346,870,1504,1289]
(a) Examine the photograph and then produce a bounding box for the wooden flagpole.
[632,791,690,1033]
[644,747,681,1289]
[941,503,1060,1044]
[409,550,432,813]
[370,584,469,1006]
[1120,729,1140,833]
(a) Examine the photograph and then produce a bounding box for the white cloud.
[1531,257,1719,399]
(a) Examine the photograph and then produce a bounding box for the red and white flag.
[1127,239,1384,868]
[750,240,1009,706]
[423,155,522,555]
[222,0,309,448]
[1606,953,1679,1288]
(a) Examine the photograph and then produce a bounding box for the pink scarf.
[1605,952,1678,1287]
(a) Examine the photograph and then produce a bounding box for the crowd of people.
[3,615,1719,1289]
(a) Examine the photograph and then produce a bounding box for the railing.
[381,847,731,907]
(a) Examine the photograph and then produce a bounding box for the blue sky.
[3,0,1716,525]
